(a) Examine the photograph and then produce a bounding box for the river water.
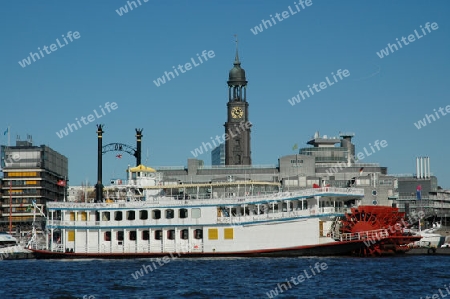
[1,255,448,298]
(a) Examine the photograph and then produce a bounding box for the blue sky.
[1,1,449,187]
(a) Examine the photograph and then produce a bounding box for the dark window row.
[104,229,202,241]
[96,208,192,221]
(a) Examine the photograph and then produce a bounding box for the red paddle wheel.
[339,206,421,256]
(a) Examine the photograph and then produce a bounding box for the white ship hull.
[32,188,370,258]
[31,166,371,258]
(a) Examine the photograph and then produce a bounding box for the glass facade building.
[211,144,225,166]
[0,141,68,231]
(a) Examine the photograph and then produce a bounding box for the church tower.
[224,38,252,165]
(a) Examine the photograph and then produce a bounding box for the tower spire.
[234,34,240,65]
[225,36,251,166]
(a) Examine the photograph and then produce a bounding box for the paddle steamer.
[31,165,379,258]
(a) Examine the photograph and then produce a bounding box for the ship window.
[142,230,150,240]
[154,230,162,240]
[139,210,148,220]
[117,231,124,241]
[102,212,110,221]
[129,231,136,241]
[191,208,201,219]
[114,211,122,221]
[194,229,203,240]
[95,211,100,221]
[180,229,188,240]
[104,231,111,241]
[127,211,135,220]
[179,208,188,219]
[167,230,175,240]
[152,210,161,220]
[165,209,174,219]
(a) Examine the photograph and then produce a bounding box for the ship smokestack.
[95,124,104,203]
[135,128,143,166]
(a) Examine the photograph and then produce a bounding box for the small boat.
[0,232,31,257]
[409,228,445,248]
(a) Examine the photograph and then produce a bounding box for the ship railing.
[316,207,347,214]
[47,210,349,228]
[52,244,65,252]
[28,242,47,251]
[332,229,390,242]
[278,187,364,198]
[46,188,364,210]
[48,219,217,227]
[216,207,347,224]
[83,243,202,254]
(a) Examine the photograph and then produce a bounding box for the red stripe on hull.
[31,241,365,259]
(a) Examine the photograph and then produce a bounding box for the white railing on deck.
[216,207,349,225]
[47,187,364,210]
[331,229,390,242]
[28,242,47,251]
[48,206,348,228]
[52,243,204,254]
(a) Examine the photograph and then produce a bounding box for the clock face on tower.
[231,107,243,119]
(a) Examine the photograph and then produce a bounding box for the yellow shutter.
[68,230,75,241]
[208,228,218,240]
[224,228,234,240]
[69,212,75,221]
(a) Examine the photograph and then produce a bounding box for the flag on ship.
[116,154,122,158]
[57,179,66,186]
[416,185,422,200]
[292,143,298,151]
[3,127,8,135]
[359,167,364,175]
